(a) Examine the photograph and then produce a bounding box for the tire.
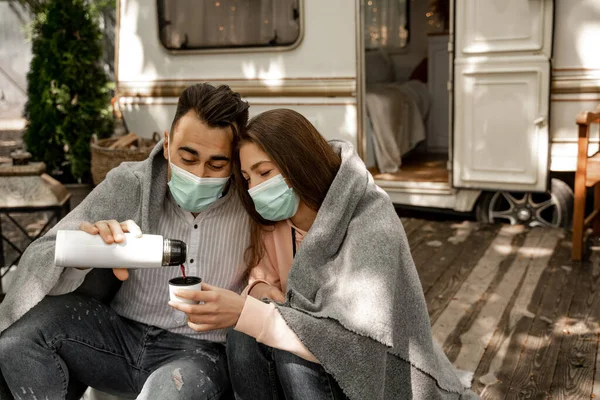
[475,178,574,228]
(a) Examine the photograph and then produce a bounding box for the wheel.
[475,178,574,228]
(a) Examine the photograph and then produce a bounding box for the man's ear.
[163,130,169,160]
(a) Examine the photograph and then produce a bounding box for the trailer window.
[157,0,301,51]
[365,0,409,49]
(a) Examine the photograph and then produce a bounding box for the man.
[0,83,250,399]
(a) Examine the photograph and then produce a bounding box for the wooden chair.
[572,106,600,260]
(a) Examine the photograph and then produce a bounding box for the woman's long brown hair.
[233,109,342,271]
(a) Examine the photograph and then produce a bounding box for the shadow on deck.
[403,218,599,399]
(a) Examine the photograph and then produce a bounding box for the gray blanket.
[0,142,169,334]
[276,140,478,399]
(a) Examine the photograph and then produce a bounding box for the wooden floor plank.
[426,223,500,326]
[592,323,600,398]
[448,228,551,377]
[502,238,579,399]
[403,220,600,397]
[400,218,425,238]
[443,228,529,365]
[590,337,600,399]
[411,221,463,289]
[471,229,562,398]
[549,252,600,399]
[417,221,480,295]
[432,224,524,354]
[405,220,437,252]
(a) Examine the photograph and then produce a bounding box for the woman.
[226,109,477,399]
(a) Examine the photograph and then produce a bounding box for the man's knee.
[0,294,87,360]
[140,360,227,400]
[0,332,23,364]
[0,307,47,361]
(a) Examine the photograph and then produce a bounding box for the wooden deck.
[2,215,598,398]
[403,218,600,399]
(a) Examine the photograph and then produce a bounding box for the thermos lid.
[163,239,187,266]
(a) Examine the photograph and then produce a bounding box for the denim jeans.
[226,330,347,400]
[0,293,230,400]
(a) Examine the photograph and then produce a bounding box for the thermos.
[54,230,187,269]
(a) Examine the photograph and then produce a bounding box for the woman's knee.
[226,330,263,365]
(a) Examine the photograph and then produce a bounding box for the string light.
[428,0,449,31]
[231,6,236,11]
[264,19,269,24]
[215,1,220,6]
[219,25,224,31]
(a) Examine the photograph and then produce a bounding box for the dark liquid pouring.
[179,264,187,279]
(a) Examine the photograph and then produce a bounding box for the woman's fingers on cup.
[79,221,99,235]
[168,301,202,314]
[120,220,142,238]
[172,290,212,303]
[112,268,129,281]
[200,282,218,291]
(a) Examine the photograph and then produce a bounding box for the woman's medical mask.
[167,140,229,213]
[248,174,300,221]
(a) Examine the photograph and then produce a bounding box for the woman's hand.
[249,282,285,302]
[78,219,142,280]
[168,283,246,332]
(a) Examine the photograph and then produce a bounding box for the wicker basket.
[90,135,158,185]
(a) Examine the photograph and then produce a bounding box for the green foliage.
[23,0,114,182]
[11,0,115,21]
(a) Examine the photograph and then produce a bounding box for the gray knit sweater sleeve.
[0,164,143,333]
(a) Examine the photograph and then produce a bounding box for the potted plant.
[22,0,114,203]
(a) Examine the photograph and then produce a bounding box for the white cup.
[168,276,202,305]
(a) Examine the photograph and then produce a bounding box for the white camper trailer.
[114,0,600,228]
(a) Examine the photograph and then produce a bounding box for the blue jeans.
[226,330,347,400]
[0,293,230,400]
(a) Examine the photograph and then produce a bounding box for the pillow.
[365,49,395,84]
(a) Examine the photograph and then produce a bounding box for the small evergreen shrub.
[23,0,114,182]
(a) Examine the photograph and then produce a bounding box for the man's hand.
[168,283,246,332]
[78,219,142,281]
[249,282,285,302]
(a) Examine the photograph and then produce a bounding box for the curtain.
[364,0,408,49]
[159,0,300,50]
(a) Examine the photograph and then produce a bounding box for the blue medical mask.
[167,140,229,213]
[248,174,300,221]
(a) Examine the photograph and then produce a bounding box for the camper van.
[114,0,600,229]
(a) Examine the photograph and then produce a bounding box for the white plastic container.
[54,230,187,269]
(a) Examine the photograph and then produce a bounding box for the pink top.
[234,220,318,363]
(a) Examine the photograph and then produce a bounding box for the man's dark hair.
[170,83,249,138]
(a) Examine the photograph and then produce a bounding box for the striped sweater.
[0,141,249,343]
